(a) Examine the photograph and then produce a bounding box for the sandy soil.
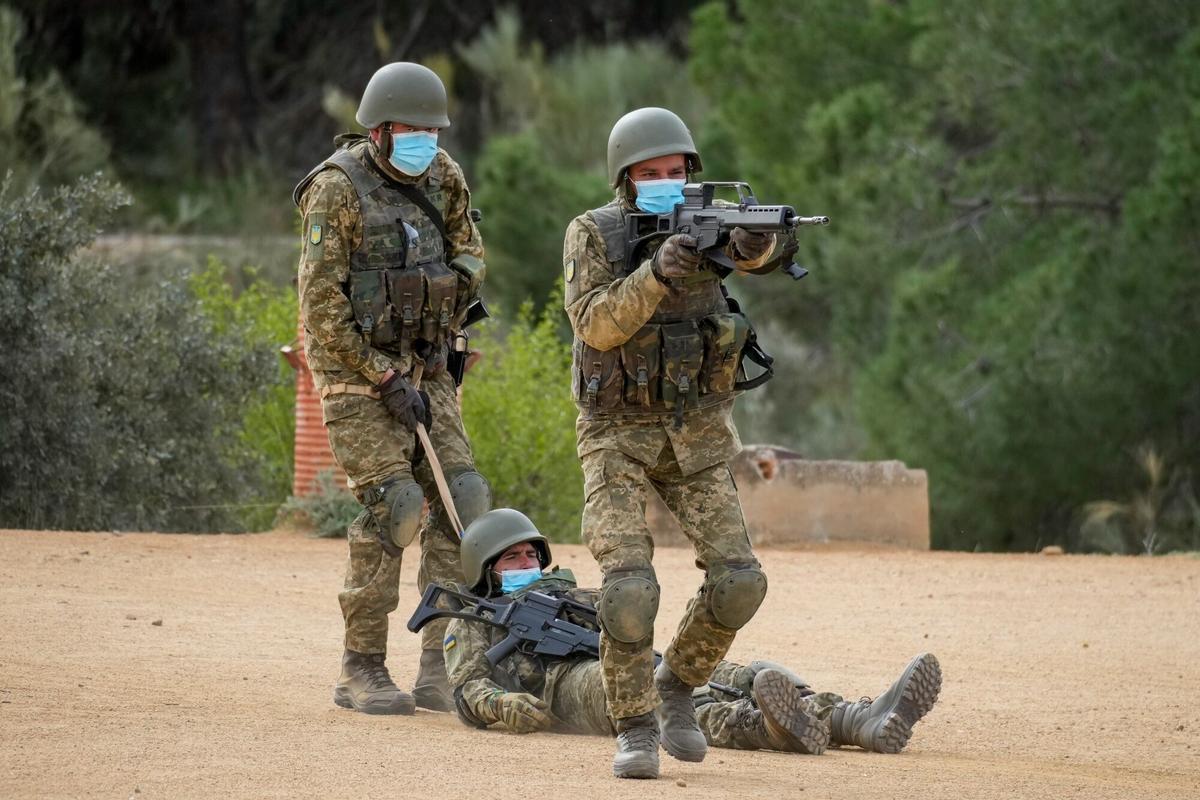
[1,528,1197,800]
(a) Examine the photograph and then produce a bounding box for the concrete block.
[647,445,930,549]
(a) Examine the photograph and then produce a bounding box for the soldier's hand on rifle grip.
[653,233,702,280]
[378,372,427,432]
[730,227,773,262]
[491,691,554,733]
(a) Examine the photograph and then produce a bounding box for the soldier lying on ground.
[440,509,942,773]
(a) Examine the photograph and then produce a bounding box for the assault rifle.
[407,583,745,697]
[626,181,829,280]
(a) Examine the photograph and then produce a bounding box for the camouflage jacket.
[296,139,484,390]
[444,569,599,728]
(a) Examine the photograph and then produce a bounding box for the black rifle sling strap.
[723,289,775,391]
[391,182,450,249]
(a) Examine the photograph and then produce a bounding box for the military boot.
[830,653,941,753]
[741,668,830,754]
[332,650,416,715]
[654,662,707,762]
[411,648,454,712]
[613,712,661,779]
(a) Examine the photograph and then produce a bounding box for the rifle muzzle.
[787,214,830,226]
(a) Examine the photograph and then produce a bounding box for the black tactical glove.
[730,227,773,262]
[378,373,428,432]
[653,233,702,280]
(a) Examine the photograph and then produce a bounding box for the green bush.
[190,257,298,531]
[460,293,583,541]
[0,173,286,532]
[276,470,361,538]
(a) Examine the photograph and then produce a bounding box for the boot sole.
[613,755,660,779]
[753,669,830,755]
[412,686,454,712]
[872,653,942,754]
[333,685,417,715]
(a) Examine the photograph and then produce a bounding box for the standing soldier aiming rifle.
[561,107,828,778]
[294,62,491,716]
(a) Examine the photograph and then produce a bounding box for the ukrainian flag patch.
[309,223,323,245]
[443,634,457,651]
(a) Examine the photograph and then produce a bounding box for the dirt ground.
[1,529,1197,800]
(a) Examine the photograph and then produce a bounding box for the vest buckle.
[586,361,602,412]
[636,355,649,407]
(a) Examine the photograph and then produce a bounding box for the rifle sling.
[391,181,450,248]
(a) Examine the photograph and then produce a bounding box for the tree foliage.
[691,0,1200,550]
[0,6,108,189]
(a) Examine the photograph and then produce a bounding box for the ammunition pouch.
[449,253,487,299]
[620,326,661,408]
[572,312,750,423]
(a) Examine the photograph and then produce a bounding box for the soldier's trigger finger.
[674,233,698,251]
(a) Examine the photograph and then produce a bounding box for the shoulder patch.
[304,212,327,262]
[443,634,457,651]
[564,257,576,282]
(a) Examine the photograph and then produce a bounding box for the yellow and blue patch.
[443,634,457,652]
[309,223,323,245]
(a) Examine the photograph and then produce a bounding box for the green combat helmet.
[606,106,702,188]
[356,62,451,129]
[460,508,551,594]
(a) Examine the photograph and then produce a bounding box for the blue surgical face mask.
[389,130,439,176]
[633,178,685,214]
[499,566,543,594]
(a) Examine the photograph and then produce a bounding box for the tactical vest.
[572,201,754,425]
[294,139,459,369]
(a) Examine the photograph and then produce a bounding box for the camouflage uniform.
[297,136,484,656]
[443,572,841,750]
[563,196,780,719]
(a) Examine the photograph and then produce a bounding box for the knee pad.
[597,567,660,644]
[448,470,491,529]
[705,562,768,629]
[366,479,424,550]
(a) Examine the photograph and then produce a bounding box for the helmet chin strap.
[370,122,393,158]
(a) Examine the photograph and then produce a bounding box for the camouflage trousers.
[547,658,839,752]
[581,441,760,719]
[323,368,476,655]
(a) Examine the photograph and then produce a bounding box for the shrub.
[190,256,298,531]
[0,173,284,532]
[276,470,360,538]
[460,292,583,541]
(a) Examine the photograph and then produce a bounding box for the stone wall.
[647,445,930,549]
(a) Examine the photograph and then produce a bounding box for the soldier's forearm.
[460,678,508,725]
[568,262,667,351]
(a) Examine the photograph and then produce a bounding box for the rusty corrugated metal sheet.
[285,318,348,497]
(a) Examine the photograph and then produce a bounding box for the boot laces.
[619,725,659,751]
[361,656,396,692]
